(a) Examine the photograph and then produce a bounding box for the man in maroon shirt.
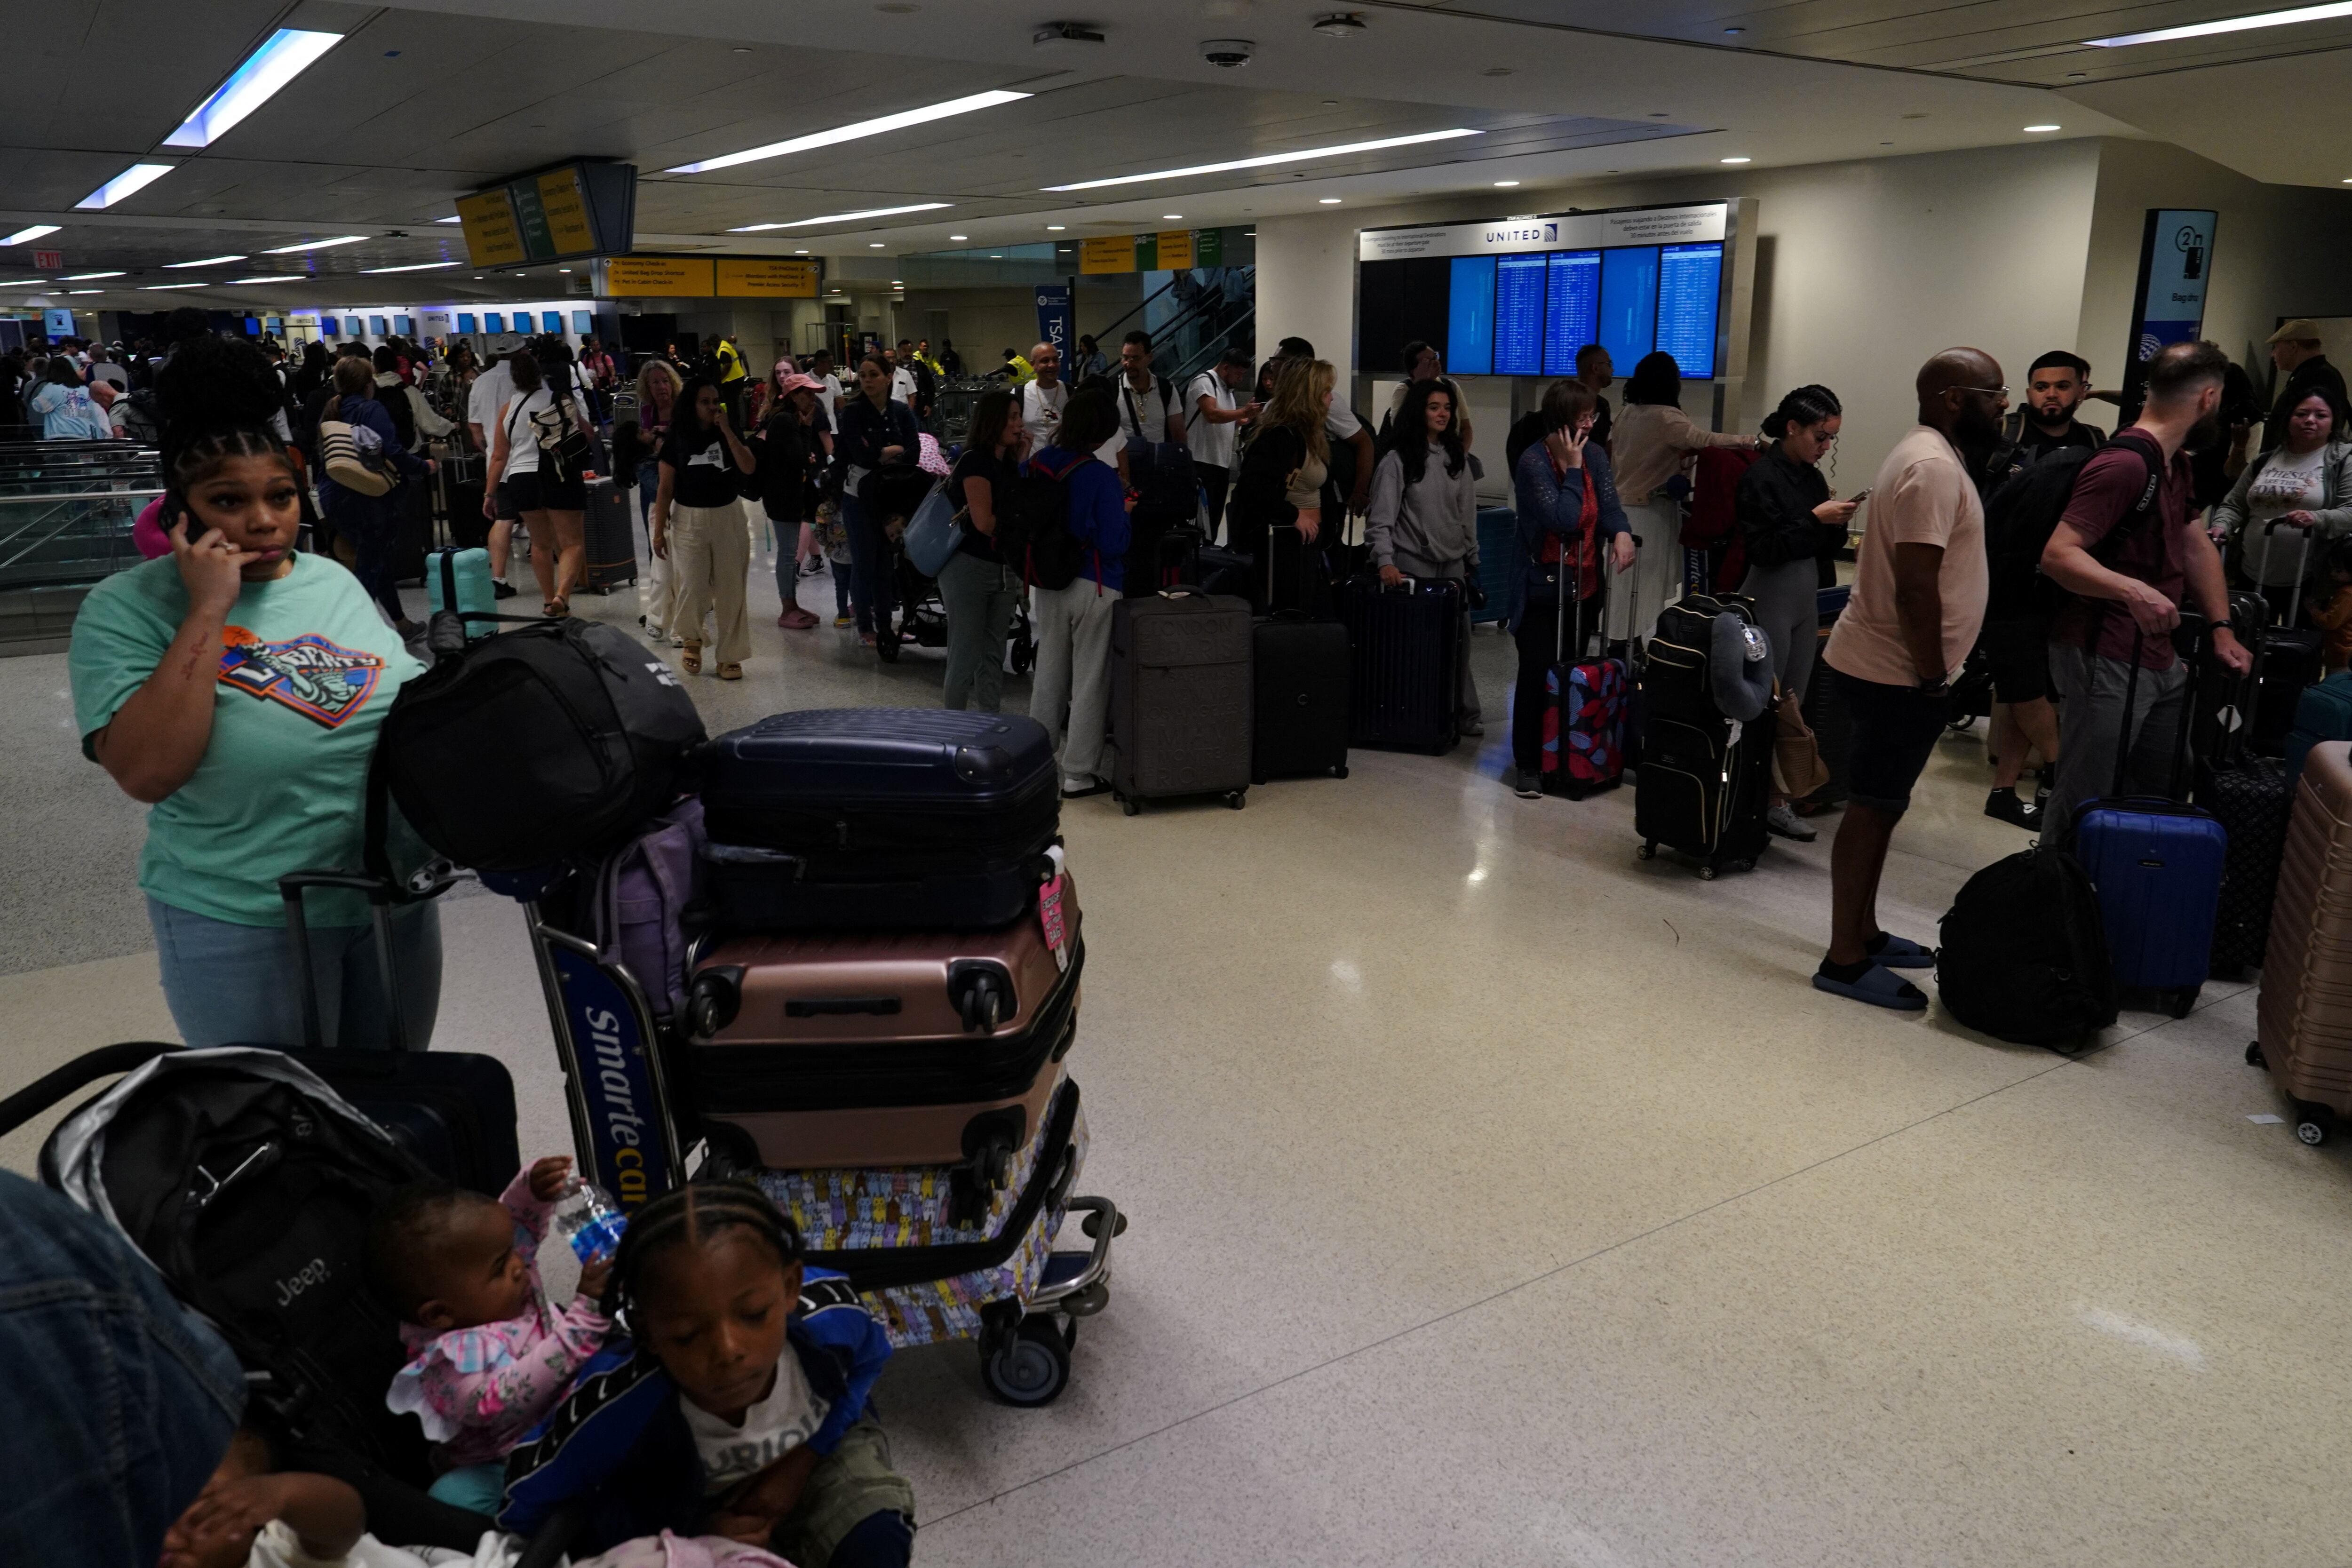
[2040,340,2253,833]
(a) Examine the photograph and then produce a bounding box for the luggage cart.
[521,891,1123,1405]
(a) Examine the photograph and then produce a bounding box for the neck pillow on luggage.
[1711,613,1773,722]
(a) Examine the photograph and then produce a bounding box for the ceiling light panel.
[226,275,305,285]
[2086,1,2352,46]
[59,271,124,280]
[163,29,345,147]
[729,203,950,232]
[667,90,1030,174]
[261,236,368,254]
[1042,128,1479,191]
[164,255,247,269]
[77,163,177,209]
[360,261,458,273]
[2,225,60,246]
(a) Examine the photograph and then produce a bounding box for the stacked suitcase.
[2252,742,2352,1146]
[1634,592,1775,878]
[672,708,1118,1403]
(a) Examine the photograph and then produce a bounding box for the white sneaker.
[1766,801,1818,842]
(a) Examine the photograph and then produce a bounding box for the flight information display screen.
[1446,255,1495,376]
[1655,242,1724,380]
[1597,247,1659,369]
[1541,251,1600,377]
[1492,254,1546,376]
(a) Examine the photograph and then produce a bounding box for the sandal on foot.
[681,643,703,674]
[1812,962,1927,1011]
[1865,932,1935,970]
[716,661,743,680]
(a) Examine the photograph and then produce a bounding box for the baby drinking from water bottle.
[367,1155,621,1516]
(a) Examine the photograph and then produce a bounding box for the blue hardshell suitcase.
[2068,624,2226,1017]
[1472,505,1518,626]
[699,709,1061,930]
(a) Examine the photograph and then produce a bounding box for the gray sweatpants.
[1740,557,1819,703]
[2041,639,2189,841]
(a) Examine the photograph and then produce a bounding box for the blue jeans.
[841,493,895,634]
[147,895,443,1050]
[330,493,407,622]
[634,458,660,528]
[0,1170,245,1567]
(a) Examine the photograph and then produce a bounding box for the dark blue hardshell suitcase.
[1336,575,1461,754]
[699,709,1061,931]
[2069,624,2226,1017]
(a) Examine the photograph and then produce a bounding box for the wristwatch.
[1918,677,1950,698]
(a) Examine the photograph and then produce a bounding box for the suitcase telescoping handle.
[2102,616,2207,810]
[2260,517,2318,627]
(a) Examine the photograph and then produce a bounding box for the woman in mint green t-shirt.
[69,353,441,1049]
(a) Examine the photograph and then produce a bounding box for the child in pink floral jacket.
[368,1155,612,1516]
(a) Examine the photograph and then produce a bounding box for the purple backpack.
[587,798,705,1019]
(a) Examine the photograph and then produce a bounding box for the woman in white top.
[481,348,595,617]
[1608,350,1761,643]
[2212,388,2352,618]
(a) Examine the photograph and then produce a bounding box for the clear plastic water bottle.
[553,1175,627,1267]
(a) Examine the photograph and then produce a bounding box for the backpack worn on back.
[997,454,1089,590]
[1681,446,1761,591]
[1936,846,2118,1047]
[44,1050,436,1473]
[376,618,707,873]
[1982,430,2159,619]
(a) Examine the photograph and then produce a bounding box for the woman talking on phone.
[67,335,441,1048]
[1510,378,1634,799]
[1737,384,1860,842]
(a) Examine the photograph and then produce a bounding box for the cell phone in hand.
[1849,488,1873,503]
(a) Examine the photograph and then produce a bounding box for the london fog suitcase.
[1252,611,1351,782]
[580,474,637,593]
[2066,624,2228,1016]
[1106,587,1253,814]
[1540,551,1628,799]
[1635,591,1774,877]
[1335,574,1462,754]
[684,865,1082,1181]
[2251,743,2352,1144]
[700,709,1061,931]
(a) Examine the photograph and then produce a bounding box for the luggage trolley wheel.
[1225,788,1246,810]
[980,1313,1074,1407]
[2296,1106,2332,1147]
[1332,764,1349,779]
[2246,1041,2266,1068]
[1697,863,1718,882]
[1119,795,1140,817]
[1637,842,1656,861]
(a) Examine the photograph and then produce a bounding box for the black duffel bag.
[1935,844,2118,1049]
[375,618,706,872]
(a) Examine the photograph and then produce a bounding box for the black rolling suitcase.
[1635,592,1774,877]
[391,478,432,585]
[1107,587,1254,813]
[437,451,489,550]
[1252,611,1350,782]
[2197,631,2298,977]
[580,475,637,594]
[1335,574,1461,754]
[2248,521,2321,756]
[700,709,1062,929]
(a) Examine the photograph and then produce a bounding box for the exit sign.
[32,250,61,270]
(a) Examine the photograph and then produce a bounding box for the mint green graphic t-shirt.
[70,552,427,927]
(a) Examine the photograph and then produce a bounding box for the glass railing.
[0,440,162,653]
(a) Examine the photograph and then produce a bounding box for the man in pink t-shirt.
[1813,349,2006,1010]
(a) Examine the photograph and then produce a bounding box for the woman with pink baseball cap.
[761,364,833,629]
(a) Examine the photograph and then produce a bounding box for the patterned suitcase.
[1540,553,1626,798]
[1335,574,1462,754]
[2252,743,2352,1144]
[757,1075,1088,1347]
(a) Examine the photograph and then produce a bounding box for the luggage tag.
[1037,844,1071,971]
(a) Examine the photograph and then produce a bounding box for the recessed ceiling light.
[225,275,305,284]
[474,275,484,279]
[1162,214,1183,220]
[163,28,344,147]
[948,234,967,240]
[559,266,572,272]
[667,89,1029,174]
[2024,123,2061,132]
[1721,156,1752,164]
[1319,197,1343,204]
[795,247,809,254]
[77,162,177,209]
[991,254,1002,259]
[1723,24,1745,33]
[1493,180,1519,187]
[360,261,458,273]
[1046,224,1065,230]
[3,225,61,246]
[1042,128,1480,191]
[141,282,210,290]
[731,46,751,53]
[67,289,103,295]
[435,215,461,224]
[262,235,367,254]
[165,255,246,269]
[2088,1,2352,47]
[728,202,951,232]
[869,242,885,248]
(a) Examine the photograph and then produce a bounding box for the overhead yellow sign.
[534,168,597,258]
[602,256,716,297]
[716,258,819,297]
[456,189,525,267]
[1155,229,1195,271]
[1080,235,1134,275]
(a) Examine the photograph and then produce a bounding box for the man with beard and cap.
[2039,339,2253,834]
[1812,348,2008,1010]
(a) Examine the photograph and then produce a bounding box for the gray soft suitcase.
[1107,587,1252,815]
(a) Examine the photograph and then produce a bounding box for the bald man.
[1020,340,1067,446]
[1813,349,2008,1010]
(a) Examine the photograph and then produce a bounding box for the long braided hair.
[604,1179,804,1334]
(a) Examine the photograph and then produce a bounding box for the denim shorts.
[1835,665,1953,815]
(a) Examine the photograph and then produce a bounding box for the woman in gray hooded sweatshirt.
[1368,377,1483,733]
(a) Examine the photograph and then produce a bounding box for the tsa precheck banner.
[2130,208,2217,365]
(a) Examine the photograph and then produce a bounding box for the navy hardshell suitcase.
[700,709,1061,931]
[2069,625,2227,1016]
[1336,574,1462,754]
[1252,611,1351,782]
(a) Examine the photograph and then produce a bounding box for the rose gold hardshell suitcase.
[2251,742,2352,1144]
